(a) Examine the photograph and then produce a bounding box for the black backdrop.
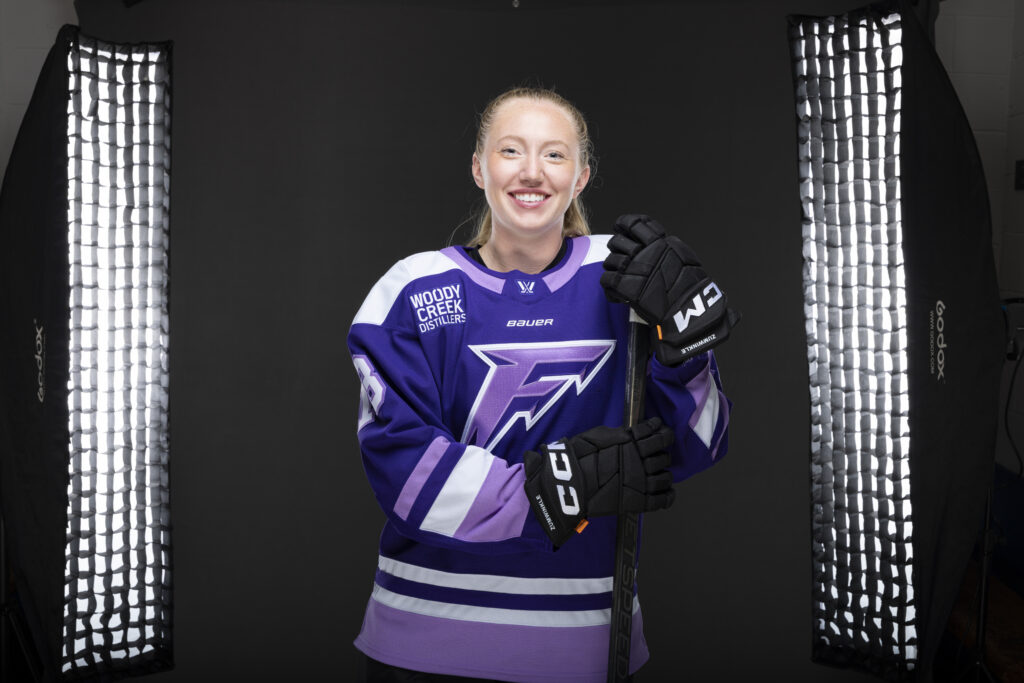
[59,0,912,680]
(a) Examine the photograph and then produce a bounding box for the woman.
[348,86,734,682]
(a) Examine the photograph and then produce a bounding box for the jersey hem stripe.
[354,597,649,683]
[369,583,639,627]
[377,555,614,595]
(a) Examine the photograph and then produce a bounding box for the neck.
[479,228,564,274]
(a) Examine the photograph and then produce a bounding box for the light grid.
[64,33,171,676]
[791,9,917,676]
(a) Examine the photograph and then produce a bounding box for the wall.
[1005,0,1024,298]
[0,0,77,186]
[935,0,1024,477]
[0,0,1017,680]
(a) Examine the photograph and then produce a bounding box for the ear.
[472,153,485,189]
[574,165,591,197]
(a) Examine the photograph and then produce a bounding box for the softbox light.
[0,26,173,681]
[789,2,1004,681]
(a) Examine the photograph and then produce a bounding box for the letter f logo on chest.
[460,340,616,451]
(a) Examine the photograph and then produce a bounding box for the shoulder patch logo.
[409,284,466,333]
[461,340,616,450]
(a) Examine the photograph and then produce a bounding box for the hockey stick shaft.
[607,312,648,683]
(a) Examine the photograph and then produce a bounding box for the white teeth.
[514,193,546,203]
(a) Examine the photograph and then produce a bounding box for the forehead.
[487,98,578,145]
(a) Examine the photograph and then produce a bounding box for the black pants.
[365,657,501,682]
[365,656,636,682]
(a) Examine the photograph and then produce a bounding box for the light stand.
[955,488,997,683]
[957,299,1024,682]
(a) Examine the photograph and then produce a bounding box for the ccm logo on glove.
[523,418,676,547]
[547,442,581,516]
[673,282,723,333]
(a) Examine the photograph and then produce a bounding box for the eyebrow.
[496,135,571,148]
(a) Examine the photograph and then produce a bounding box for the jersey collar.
[440,237,589,295]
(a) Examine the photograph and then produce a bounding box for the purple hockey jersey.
[348,235,731,683]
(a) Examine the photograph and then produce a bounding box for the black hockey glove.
[600,214,741,366]
[523,417,675,548]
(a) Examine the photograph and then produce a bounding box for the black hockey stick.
[607,311,648,683]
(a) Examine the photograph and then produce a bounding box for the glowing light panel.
[792,10,917,673]
[63,34,172,675]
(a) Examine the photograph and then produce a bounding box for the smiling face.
[471,98,591,246]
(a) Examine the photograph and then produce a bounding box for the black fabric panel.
[0,25,76,683]
[791,1,1005,680]
[908,0,939,45]
[898,2,1004,682]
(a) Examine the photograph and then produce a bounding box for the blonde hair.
[468,87,593,247]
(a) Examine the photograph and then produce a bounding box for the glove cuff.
[523,439,587,547]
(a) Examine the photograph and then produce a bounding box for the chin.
[499,212,567,236]
[503,221,563,239]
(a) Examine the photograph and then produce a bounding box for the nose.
[519,154,543,185]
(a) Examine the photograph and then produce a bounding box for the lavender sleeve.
[645,351,732,481]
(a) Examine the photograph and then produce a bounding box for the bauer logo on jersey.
[461,340,616,451]
[409,284,466,333]
[506,319,554,328]
[516,280,536,295]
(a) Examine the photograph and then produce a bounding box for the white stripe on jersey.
[582,234,612,266]
[692,372,720,449]
[353,251,460,326]
[420,445,495,537]
[370,584,639,627]
[378,556,613,595]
